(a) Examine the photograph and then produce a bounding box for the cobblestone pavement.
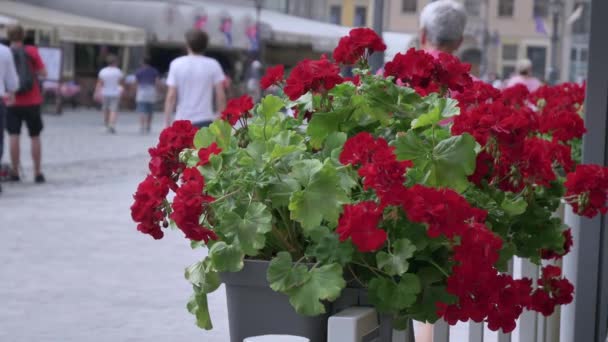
[0,110,229,342]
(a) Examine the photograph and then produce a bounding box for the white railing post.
[433,320,450,342]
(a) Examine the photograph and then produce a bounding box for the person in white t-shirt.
[164,29,226,128]
[96,55,124,134]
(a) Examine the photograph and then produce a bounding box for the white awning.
[0,1,146,46]
[383,32,416,63]
[0,13,17,26]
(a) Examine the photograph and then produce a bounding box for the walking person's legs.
[8,135,19,178]
[106,97,119,134]
[137,102,153,133]
[24,105,44,182]
[6,106,22,179]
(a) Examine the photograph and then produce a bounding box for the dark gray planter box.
[221,259,412,342]
[220,259,330,342]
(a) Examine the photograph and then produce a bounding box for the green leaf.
[307,109,349,149]
[267,251,311,292]
[289,162,349,231]
[268,131,306,160]
[376,239,416,276]
[187,285,213,330]
[193,127,214,149]
[395,133,476,192]
[322,132,347,160]
[286,264,346,316]
[291,159,323,185]
[208,120,233,150]
[394,132,431,162]
[268,177,301,207]
[209,241,245,272]
[220,202,273,256]
[410,285,456,323]
[368,274,422,313]
[501,196,528,216]
[185,258,221,294]
[306,233,354,265]
[258,95,284,120]
[412,97,459,129]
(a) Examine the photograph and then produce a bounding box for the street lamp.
[548,0,564,85]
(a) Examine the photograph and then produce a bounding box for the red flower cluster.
[148,120,198,188]
[336,201,386,252]
[198,142,222,166]
[333,28,386,65]
[564,164,608,218]
[453,81,584,192]
[383,48,472,95]
[260,65,285,90]
[403,185,487,239]
[221,95,254,126]
[339,132,412,206]
[131,175,170,239]
[284,55,343,101]
[541,228,574,260]
[529,265,574,316]
[439,223,536,332]
[170,168,217,242]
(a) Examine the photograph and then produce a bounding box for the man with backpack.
[0,40,20,193]
[6,25,47,183]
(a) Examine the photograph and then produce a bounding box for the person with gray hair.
[505,58,543,92]
[419,0,467,55]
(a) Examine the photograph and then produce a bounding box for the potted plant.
[131,28,606,341]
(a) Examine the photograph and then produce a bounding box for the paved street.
[0,110,229,342]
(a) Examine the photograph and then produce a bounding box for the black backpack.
[11,47,35,94]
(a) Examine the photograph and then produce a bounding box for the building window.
[580,48,588,62]
[533,0,548,18]
[402,0,417,13]
[329,5,341,24]
[498,0,514,17]
[572,3,591,34]
[502,65,516,78]
[502,44,518,60]
[464,0,480,16]
[527,45,547,79]
[354,6,367,26]
[570,48,578,61]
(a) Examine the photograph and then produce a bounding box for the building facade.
[383,0,573,81]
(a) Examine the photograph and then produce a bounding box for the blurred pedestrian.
[505,58,542,92]
[164,29,226,128]
[6,25,47,184]
[0,39,19,192]
[96,55,123,134]
[245,59,262,103]
[419,0,467,57]
[134,56,159,134]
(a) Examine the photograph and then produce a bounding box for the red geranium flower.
[131,175,170,240]
[260,65,285,90]
[564,164,608,218]
[221,95,254,126]
[148,120,198,188]
[336,201,387,252]
[170,168,217,243]
[333,28,386,65]
[284,55,343,100]
[198,142,222,166]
